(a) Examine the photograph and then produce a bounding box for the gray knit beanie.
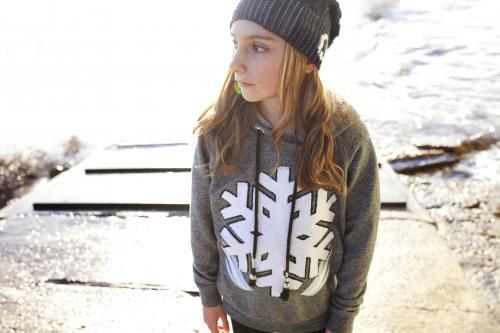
[229,0,342,70]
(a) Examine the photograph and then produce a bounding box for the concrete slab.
[0,211,196,293]
[28,144,405,211]
[31,162,191,211]
[83,144,193,174]
[1,207,497,332]
[0,283,206,332]
[353,210,500,333]
[379,160,407,208]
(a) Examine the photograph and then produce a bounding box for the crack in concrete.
[44,278,196,295]
[400,304,484,314]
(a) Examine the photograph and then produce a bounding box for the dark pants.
[231,318,325,333]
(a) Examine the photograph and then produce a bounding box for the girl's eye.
[231,41,266,53]
[252,44,266,52]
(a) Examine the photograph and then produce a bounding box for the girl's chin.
[240,93,260,103]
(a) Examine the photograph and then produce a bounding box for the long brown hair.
[193,42,348,196]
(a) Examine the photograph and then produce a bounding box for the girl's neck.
[258,101,302,136]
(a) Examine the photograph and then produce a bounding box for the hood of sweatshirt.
[254,102,356,144]
[254,111,306,144]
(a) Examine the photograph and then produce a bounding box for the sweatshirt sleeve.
[190,135,223,307]
[326,122,381,333]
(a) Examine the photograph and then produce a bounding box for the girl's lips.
[238,82,254,87]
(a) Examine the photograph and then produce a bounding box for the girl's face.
[229,20,286,103]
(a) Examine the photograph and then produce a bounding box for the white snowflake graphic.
[220,166,337,297]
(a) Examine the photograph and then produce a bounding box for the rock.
[412,129,500,155]
[486,189,500,217]
[412,136,465,153]
[386,146,447,161]
[388,152,459,174]
[63,136,81,157]
[48,164,71,179]
[0,150,49,209]
[459,255,486,269]
[484,224,500,238]
[464,201,481,209]
[457,130,500,154]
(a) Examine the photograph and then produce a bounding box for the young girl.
[190,1,380,332]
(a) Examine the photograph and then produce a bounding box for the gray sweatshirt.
[190,100,380,333]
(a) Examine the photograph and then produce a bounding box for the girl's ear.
[304,63,315,74]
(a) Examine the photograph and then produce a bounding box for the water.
[323,0,500,182]
[1,0,499,180]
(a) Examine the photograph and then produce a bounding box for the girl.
[190,1,380,332]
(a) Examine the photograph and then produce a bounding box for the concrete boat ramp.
[0,142,497,332]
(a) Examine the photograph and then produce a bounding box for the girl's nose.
[229,48,245,74]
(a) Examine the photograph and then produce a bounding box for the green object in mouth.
[234,81,242,95]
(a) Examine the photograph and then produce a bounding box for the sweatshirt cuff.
[199,284,223,307]
[326,313,355,333]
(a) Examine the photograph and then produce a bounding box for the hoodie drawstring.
[248,127,261,286]
[281,177,298,301]
[250,127,297,301]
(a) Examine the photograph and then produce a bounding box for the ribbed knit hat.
[230,0,342,70]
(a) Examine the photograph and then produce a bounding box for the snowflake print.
[219,166,337,297]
